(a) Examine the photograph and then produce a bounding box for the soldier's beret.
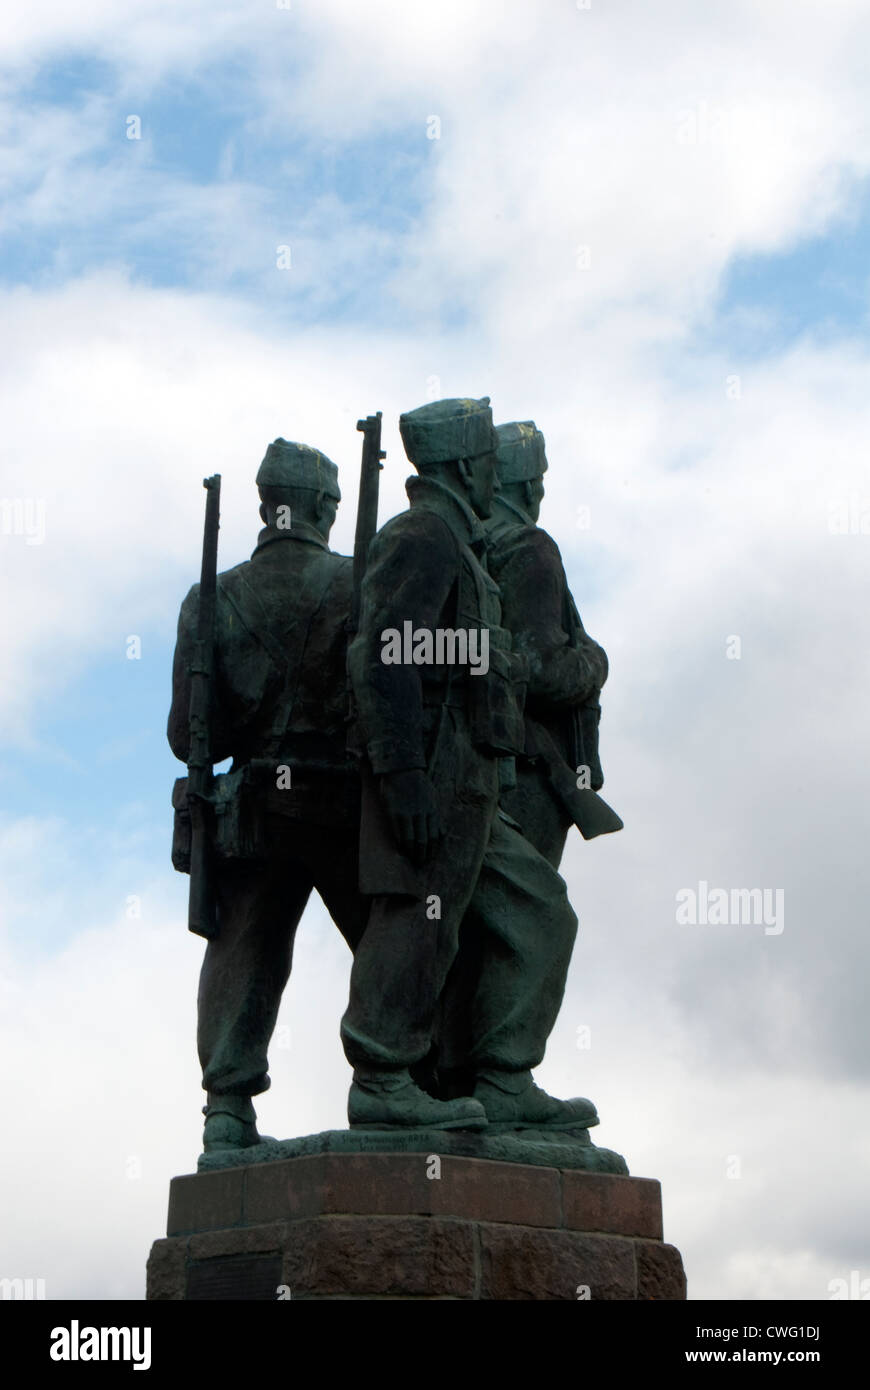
[256,439,341,499]
[399,397,495,467]
[494,421,548,483]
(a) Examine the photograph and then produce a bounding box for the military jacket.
[168,522,356,833]
[486,498,608,796]
[349,476,526,775]
[349,476,527,895]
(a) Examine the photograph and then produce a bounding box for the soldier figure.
[340,397,598,1130]
[168,441,368,1152]
[486,421,620,867]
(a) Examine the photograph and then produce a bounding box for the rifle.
[346,414,385,759]
[350,413,385,636]
[187,474,221,939]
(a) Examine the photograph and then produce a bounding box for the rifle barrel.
[187,473,221,939]
[351,414,384,634]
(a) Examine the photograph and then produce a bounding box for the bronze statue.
[168,441,367,1151]
[486,421,622,866]
[168,403,626,1172]
[340,397,599,1131]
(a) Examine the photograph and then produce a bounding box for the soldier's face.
[314,491,339,539]
[526,474,545,522]
[465,450,499,519]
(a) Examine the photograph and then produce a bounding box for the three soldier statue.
[168,396,622,1155]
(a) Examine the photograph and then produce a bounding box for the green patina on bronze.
[488,419,623,864]
[197,1127,629,1175]
[168,399,626,1175]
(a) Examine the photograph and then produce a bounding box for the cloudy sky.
[1,0,868,1301]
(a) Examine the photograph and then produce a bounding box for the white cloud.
[2,826,867,1300]
[2,0,870,1302]
[3,0,870,346]
[0,875,355,1298]
[0,272,429,736]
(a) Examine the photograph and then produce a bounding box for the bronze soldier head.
[494,421,548,523]
[399,397,499,520]
[256,438,341,540]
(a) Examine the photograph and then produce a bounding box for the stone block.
[479,1224,638,1300]
[561,1171,663,1239]
[283,1216,477,1299]
[635,1239,688,1301]
[243,1152,561,1229]
[145,1238,188,1301]
[167,1167,245,1236]
[188,1222,286,1261]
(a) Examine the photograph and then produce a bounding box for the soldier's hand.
[379,769,442,865]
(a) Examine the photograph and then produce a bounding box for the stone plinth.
[147,1152,686,1300]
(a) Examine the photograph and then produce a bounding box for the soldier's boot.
[473,1070,599,1131]
[202,1093,267,1152]
[348,1067,488,1131]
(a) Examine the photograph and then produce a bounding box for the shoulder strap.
[267,563,344,752]
[222,560,343,752]
[219,575,286,669]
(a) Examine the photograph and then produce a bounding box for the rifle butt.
[188,815,218,940]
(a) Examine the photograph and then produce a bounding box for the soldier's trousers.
[199,815,368,1099]
[341,800,578,1077]
[499,762,571,869]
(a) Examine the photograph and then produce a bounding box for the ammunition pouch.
[171,766,268,872]
[466,643,528,758]
[212,765,267,861]
[171,754,359,871]
[171,777,192,872]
